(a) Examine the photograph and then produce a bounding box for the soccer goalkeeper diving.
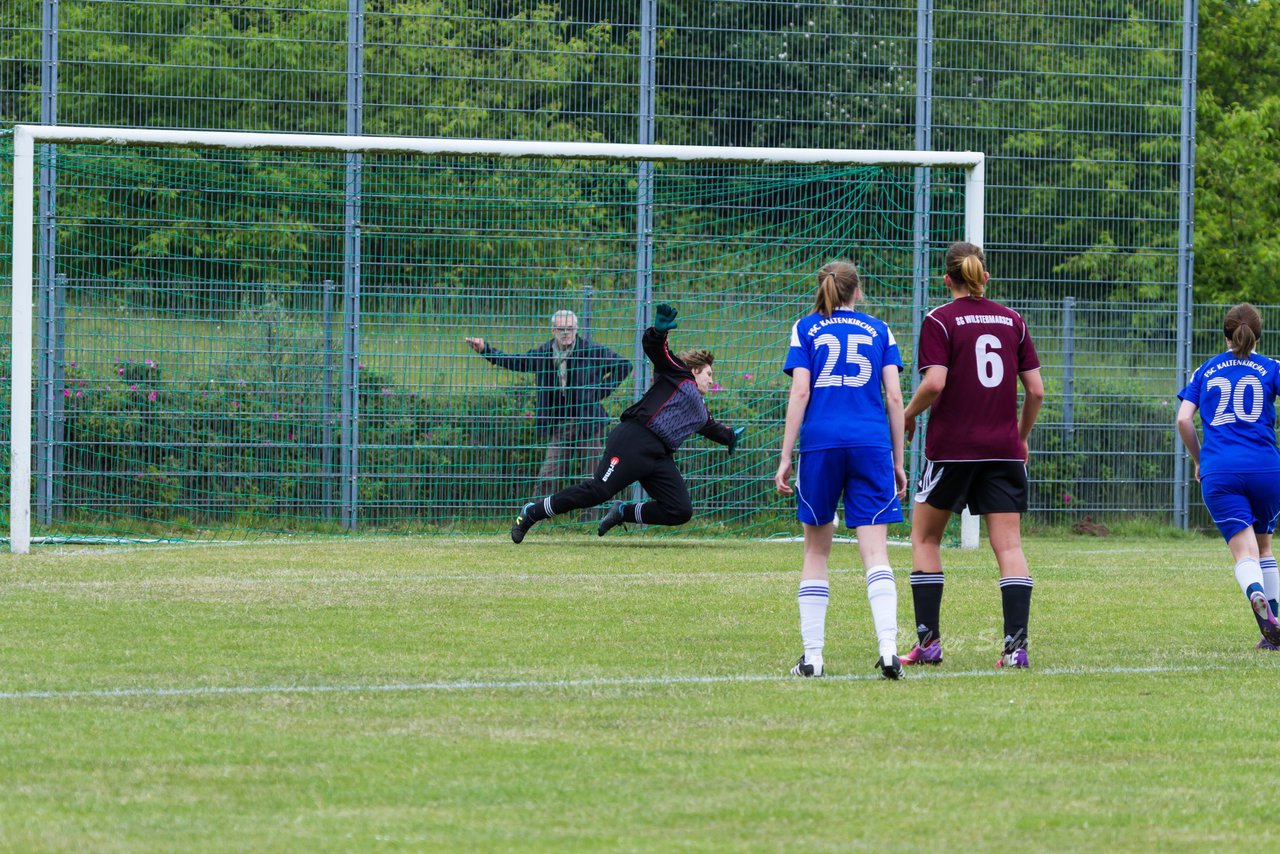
[511,303,746,543]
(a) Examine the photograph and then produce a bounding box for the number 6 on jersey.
[975,334,1004,388]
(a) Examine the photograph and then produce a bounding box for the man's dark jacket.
[482,336,632,436]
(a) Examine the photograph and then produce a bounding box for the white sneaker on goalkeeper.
[790,654,824,677]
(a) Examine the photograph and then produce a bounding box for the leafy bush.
[56,360,553,529]
[1031,376,1177,524]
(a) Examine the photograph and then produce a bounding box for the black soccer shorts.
[913,459,1028,515]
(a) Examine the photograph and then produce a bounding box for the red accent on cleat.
[996,648,1030,668]
[901,641,942,666]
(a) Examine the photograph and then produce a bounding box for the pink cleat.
[996,648,1030,669]
[900,640,942,666]
[1250,593,1280,646]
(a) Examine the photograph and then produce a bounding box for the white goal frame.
[8,124,986,553]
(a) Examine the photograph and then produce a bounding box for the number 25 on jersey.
[813,333,874,388]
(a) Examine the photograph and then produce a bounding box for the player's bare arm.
[1018,368,1046,461]
[903,365,947,443]
[1175,398,1202,481]
[882,364,907,497]
[775,367,812,496]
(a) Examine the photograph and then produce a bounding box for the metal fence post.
[322,278,336,519]
[35,262,51,525]
[53,273,66,520]
[631,0,656,509]
[341,270,359,531]
[1173,0,1199,529]
[908,0,935,513]
[35,273,66,527]
[340,0,364,530]
[35,0,59,528]
[1062,296,1075,446]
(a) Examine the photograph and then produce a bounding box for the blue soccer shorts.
[795,447,903,528]
[1200,470,1280,542]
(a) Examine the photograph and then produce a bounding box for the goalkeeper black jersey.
[620,327,735,452]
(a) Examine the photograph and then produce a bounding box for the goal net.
[6,126,983,551]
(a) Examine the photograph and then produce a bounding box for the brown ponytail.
[813,260,861,318]
[1224,303,1262,359]
[944,242,987,297]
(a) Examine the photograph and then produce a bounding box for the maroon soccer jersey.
[917,296,1040,461]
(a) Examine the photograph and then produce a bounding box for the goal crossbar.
[7,124,986,553]
[12,123,987,168]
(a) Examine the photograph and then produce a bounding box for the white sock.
[1235,558,1264,598]
[1262,556,1279,611]
[798,578,829,662]
[865,565,898,660]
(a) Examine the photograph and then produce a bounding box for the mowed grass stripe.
[0,662,1236,702]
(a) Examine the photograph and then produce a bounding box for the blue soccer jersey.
[783,308,903,452]
[1178,351,1280,477]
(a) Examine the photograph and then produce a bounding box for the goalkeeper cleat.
[877,654,903,681]
[996,648,1030,669]
[790,655,823,678]
[597,502,628,537]
[900,640,943,666]
[1250,592,1280,646]
[1257,636,1280,651]
[510,502,537,544]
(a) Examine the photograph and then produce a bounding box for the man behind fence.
[466,310,632,496]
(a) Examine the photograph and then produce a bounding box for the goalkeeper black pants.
[540,420,693,526]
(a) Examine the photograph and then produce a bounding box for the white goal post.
[8,123,986,553]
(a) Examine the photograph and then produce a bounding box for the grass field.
[1,532,1275,851]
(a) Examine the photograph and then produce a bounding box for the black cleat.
[877,654,903,680]
[511,502,537,544]
[598,502,628,537]
[790,655,824,677]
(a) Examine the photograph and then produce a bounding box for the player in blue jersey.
[1177,303,1280,649]
[775,260,908,680]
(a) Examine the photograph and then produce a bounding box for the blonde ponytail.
[944,242,987,297]
[813,261,861,318]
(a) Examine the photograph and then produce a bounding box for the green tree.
[1194,95,1280,303]
[655,3,917,150]
[1200,0,1280,110]
[928,5,1182,304]
[1195,0,1280,303]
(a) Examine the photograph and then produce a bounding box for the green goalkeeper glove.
[727,426,746,454]
[653,303,679,333]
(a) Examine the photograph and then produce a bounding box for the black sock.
[909,572,945,644]
[525,496,555,522]
[999,576,1034,652]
